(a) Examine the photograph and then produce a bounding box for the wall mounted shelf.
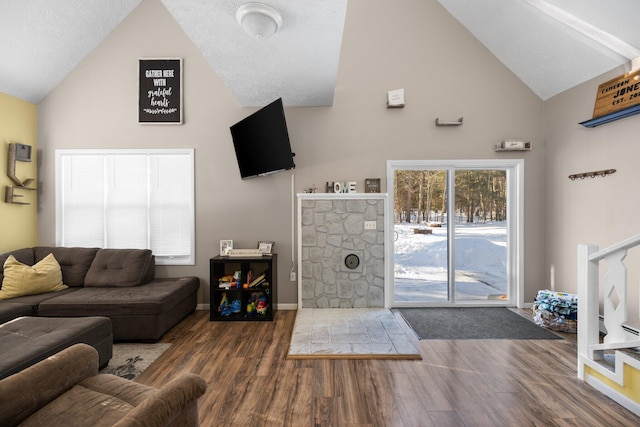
[4,186,36,204]
[495,141,531,152]
[435,117,463,127]
[5,142,36,204]
[579,104,640,128]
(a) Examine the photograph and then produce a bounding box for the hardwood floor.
[137,310,639,426]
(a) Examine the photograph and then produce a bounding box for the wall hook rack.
[568,169,616,181]
[435,117,463,127]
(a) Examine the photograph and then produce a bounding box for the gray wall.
[37,0,546,307]
[544,64,640,329]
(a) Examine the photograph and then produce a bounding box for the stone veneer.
[299,195,385,308]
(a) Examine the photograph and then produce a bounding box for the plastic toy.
[249,292,262,303]
[230,299,241,314]
[246,301,255,316]
[256,296,268,315]
[233,270,242,288]
[219,292,233,316]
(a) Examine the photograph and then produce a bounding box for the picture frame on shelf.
[258,241,274,254]
[220,240,233,256]
[365,178,381,193]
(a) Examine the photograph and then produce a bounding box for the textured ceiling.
[160,0,348,107]
[0,0,142,104]
[0,0,638,106]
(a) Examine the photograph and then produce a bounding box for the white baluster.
[578,243,600,369]
[603,249,628,344]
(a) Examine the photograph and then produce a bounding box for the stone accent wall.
[300,196,385,308]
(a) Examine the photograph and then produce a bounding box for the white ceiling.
[0,0,143,104]
[0,0,638,106]
[437,0,640,101]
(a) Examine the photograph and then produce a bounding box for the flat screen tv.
[230,98,295,179]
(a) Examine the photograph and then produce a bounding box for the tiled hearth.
[287,308,420,359]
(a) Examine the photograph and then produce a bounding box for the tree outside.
[393,170,506,225]
[393,169,508,302]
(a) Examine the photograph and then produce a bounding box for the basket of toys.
[532,289,577,333]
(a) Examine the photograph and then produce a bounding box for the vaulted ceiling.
[0,0,638,106]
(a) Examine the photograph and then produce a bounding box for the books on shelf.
[249,272,266,287]
[216,270,268,289]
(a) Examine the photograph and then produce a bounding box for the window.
[55,149,195,265]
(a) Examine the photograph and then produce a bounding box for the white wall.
[544,64,640,329]
[37,0,546,306]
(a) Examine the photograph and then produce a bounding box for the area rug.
[100,343,171,380]
[397,307,562,340]
[287,308,421,360]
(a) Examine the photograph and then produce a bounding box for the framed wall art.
[138,58,183,124]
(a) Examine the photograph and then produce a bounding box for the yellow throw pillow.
[0,253,68,300]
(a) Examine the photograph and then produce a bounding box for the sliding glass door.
[387,160,523,307]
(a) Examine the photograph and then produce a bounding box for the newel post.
[577,243,600,377]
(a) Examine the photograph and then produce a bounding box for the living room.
[1,0,640,424]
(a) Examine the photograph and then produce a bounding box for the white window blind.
[56,149,195,265]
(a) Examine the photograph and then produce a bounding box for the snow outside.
[394,221,507,302]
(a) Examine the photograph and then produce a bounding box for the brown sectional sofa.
[0,246,199,341]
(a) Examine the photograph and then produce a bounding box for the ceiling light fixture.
[236,3,282,40]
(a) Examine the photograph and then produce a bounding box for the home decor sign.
[591,68,640,119]
[326,181,357,193]
[138,58,182,124]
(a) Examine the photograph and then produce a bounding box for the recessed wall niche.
[297,193,386,308]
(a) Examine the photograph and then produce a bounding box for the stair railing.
[577,234,640,377]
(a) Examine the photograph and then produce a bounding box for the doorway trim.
[385,159,524,308]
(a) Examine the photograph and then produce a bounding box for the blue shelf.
[580,104,640,128]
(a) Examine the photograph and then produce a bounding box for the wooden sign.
[138,58,182,124]
[592,69,640,119]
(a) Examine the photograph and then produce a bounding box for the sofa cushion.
[38,278,198,316]
[84,249,154,287]
[0,288,78,313]
[34,247,99,287]
[22,380,138,426]
[0,302,33,324]
[0,248,34,285]
[0,254,69,301]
